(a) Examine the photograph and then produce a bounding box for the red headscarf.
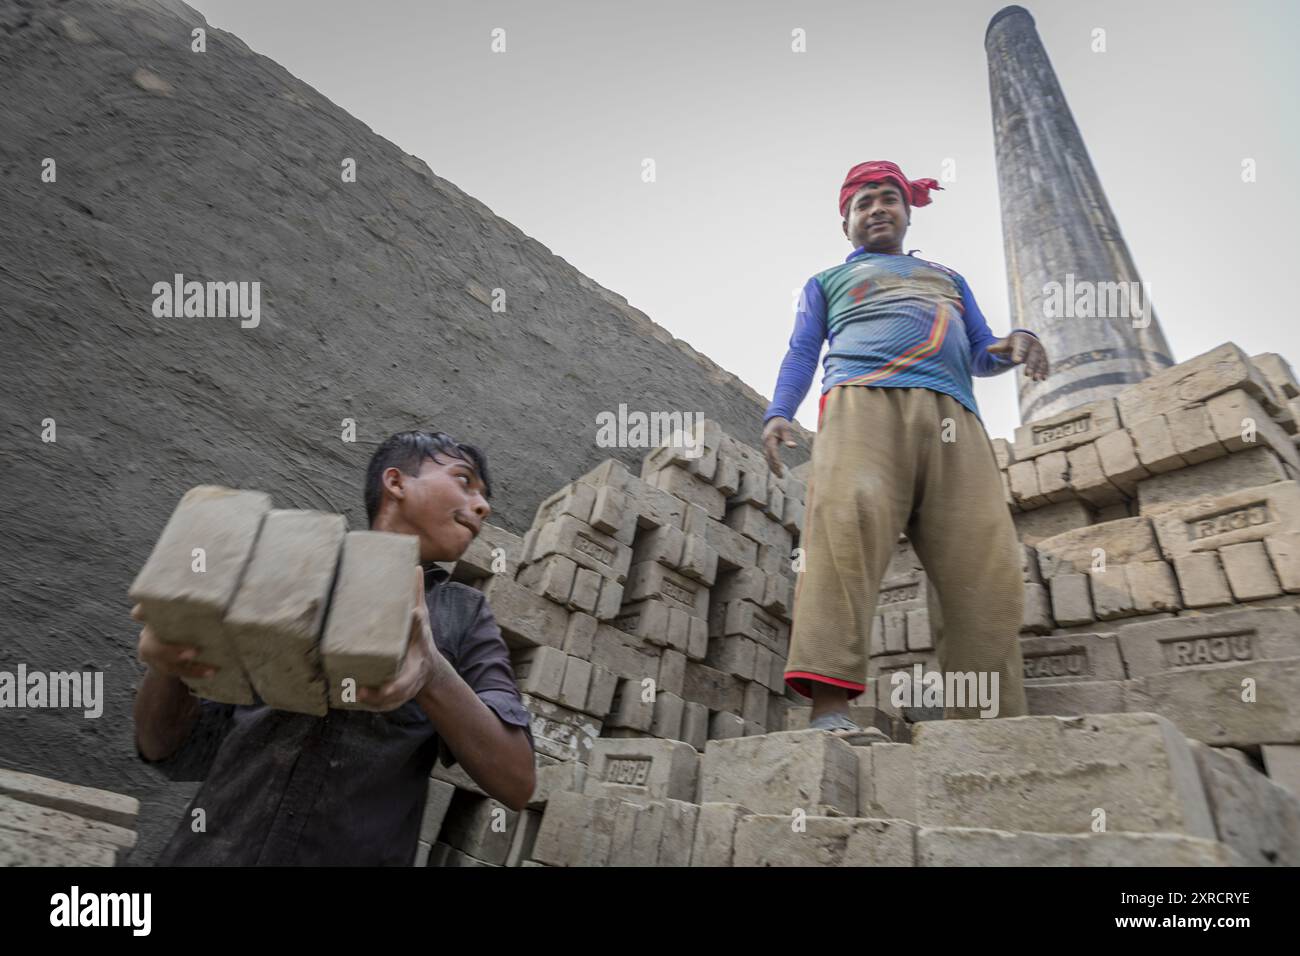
[839,160,943,218]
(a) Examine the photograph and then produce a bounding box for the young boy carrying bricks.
[763,160,1051,731]
[132,431,535,865]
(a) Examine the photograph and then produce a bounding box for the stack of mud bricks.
[129,486,422,715]
[0,769,140,866]
[974,342,1300,806]
[521,712,1300,866]
[421,419,814,865]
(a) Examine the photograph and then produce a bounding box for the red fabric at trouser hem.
[785,670,867,701]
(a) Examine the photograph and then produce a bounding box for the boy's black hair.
[364,430,492,524]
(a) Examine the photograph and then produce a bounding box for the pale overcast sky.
[189,0,1300,441]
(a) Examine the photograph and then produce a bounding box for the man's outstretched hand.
[763,416,798,477]
[987,331,1050,382]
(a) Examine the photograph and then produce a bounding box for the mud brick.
[690,802,752,866]
[737,815,916,866]
[512,646,568,702]
[529,756,588,810]
[0,795,136,855]
[706,634,757,681]
[1262,745,1300,802]
[714,452,741,497]
[768,694,792,731]
[608,677,655,731]
[534,481,596,528]
[0,829,117,867]
[1095,429,1150,496]
[652,691,685,739]
[657,648,686,698]
[532,791,626,866]
[451,521,525,582]
[584,738,700,805]
[686,615,709,661]
[765,482,786,524]
[1172,553,1234,608]
[710,598,790,655]
[1152,481,1300,559]
[504,808,544,866]
[857,742,918,820]
[683,661,745,713]
[1123,659,1300,749]
[1001,471,1020,512]
[1117,608,1300,679]
[321,531,421,708]
[708,711,746,740]
[1128,414,1187,474]
[1034,450,1072,503]
[524,693,603,763]
[741,718,764,737]
[1013,399,1122,461]
[1096,502,1132,522]
[729,465,770,509]
[1220,541,1283,601]
[1264,532,1300,592]
[753,645,776,691]
[678,534,718,586]
[1019,544,1043,583]
[613,598,675,649]
[595,577,624,622]
[482,575,569,650]
[444,790,520,868]
[532,514,633,584]
[559,656,593,711]
[742,680,769,725]
[913,714,1215,838]
[657,799,701,866]
[1189,741,1300,867]
[562,566,600,615]
[622,474,687,531]
[1021,582,1053,634]
[562,612,597,659]
[518,553,577,605]
[128,485,272,705]
[0,770,138,831]
[1025,680,1126,717]
[1088,568,1136,621]
[430,758,486,796]
[589,623,661,680]
[992,437,1016,469]
[883,611,908,653]
[1014,499,1096,546]
[225,509,346,716]
[917,828,1240,866]
[757,541,795,579]
[586,663,618,716]
[625,560,709,620]
[587,485,638,545]
[1252,352,1300,401]
[1164,403,1227,465]
[781,496,806,535]
[1137,446,1289,516]
[1117,342,1284,425]
[906,607,934,651]
[1019,633,1124,683]
[1049,573,1093,627]
[1035,517,1161,578]
[725,503,794,552]
[1007,459,1048,509]
[633,524,686,568]
[712,567,767,605]
[685,506,758,571]
[647,463,726,519]
[870,615,886,655]
[420,777,456,843]
[701,730,858,815]
[1066,442,1125,507]
[1122,560,1182,613]
[681,701,709,751]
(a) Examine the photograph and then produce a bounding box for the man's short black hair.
[364,430,493,524]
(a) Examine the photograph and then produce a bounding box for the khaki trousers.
[784,385,1028,719]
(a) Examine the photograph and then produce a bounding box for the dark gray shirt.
[145,566,533,866]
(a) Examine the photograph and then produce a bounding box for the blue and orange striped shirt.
[764,247,1036,425]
